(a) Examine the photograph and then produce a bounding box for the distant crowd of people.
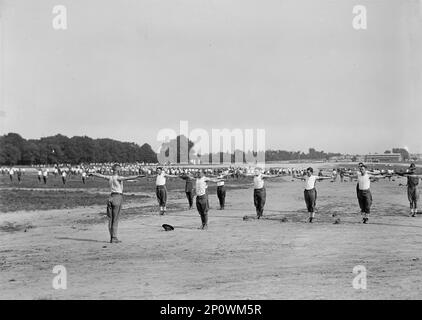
[0,163,405,185]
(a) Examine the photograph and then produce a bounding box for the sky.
[0,0,421,155]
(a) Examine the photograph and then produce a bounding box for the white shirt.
[216,180,225,186]
[62,172,67,177]
[43,171,48,177]
[156,172,166,186]
[305,175,318,190]
[109,175,123,194]
[357,172,370,190]
[253,174,264,189]
[38,170,42,176]
[196,177,209,196]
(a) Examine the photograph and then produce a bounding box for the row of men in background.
[0,164,393,186]
[2,163,406,183]
[84,162,331,177]
[1,167,25,183]
[35,166,90,185]
[150,164,420,226]
[2,162,410,188]
[85,162,156,176]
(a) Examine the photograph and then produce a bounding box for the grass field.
[0,167,421,299]
[0,174,250,212]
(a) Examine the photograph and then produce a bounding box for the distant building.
[328,154,363,162]
[364,153,402,163]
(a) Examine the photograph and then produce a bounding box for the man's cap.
[162,224,174,231]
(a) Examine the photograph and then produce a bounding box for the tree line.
[265,148,341,161]
[0,133,158,165]
[3,133,407,166]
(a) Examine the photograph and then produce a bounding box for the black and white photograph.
[0,0,421,306]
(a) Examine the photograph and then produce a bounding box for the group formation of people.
[86,162,420,243]
[2,162,420,243]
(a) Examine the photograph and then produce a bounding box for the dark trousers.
[43,176,47,184]
[408,187,419,209]
[196,194,209,226]
[186,191,194,208]
[254,188,266,217]
[304,188,317,213]
[357,189,372,214]
[217,185,226,209]
[156,185,167,206]
[107,193,123,240]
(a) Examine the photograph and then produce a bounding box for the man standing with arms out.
[346,163,385,224]
[195,170,222,230]
[244,167,281,219]
[216,176,226,210]
[81,170,87,184]
[42,168,48,184]
[17,168,22,184]
[179,172,195,209]
[90,164,145,243]
[61,170,67,185]
[339,168,345,182]
[9,167,14,182]
[155,167,178,215]
[37,168,42,183]
[215,169,231,210]
[397,163,422,217]
[293,167,332,223]
[332,168,338,182]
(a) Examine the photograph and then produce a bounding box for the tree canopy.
[0,133,157,165]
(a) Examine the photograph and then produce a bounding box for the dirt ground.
[0,172,421,299]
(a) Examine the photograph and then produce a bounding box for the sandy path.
[1,179,421,299]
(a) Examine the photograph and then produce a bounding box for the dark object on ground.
[333,218,341,224]
[162,224,174,231]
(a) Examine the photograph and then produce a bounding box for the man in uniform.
[397,163,422,217]
[90,164,145,243]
